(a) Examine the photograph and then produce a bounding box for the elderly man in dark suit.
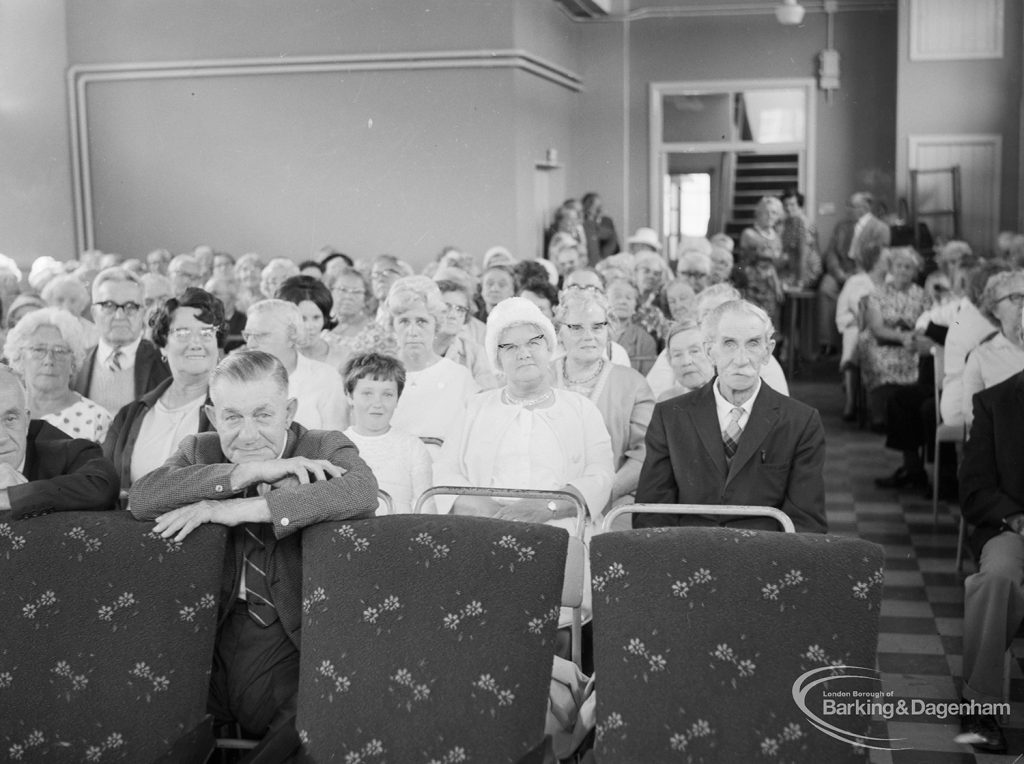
[956,367,1024,753]
[817,191,892,354]
[0,367,119,518]
[72,267,170,416]
[130,350,377,762]
[635,299,827,533]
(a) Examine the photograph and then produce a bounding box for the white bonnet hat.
[484,296,557,373]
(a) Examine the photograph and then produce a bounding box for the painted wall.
[64,0,577,266]
[0,0,75,266]
[895,0,1022,249]
[571,9,899,247]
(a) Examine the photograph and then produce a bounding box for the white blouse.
[130,393,206,483]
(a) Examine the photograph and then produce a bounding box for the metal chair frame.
[601,503,796,534]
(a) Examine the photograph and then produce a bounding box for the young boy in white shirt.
[342,352,435,514]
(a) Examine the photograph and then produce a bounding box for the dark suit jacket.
[960,371,1024,557]
[72,339,171,403]
[634,380,827,533]
[128,423,378,647]
[8,420,120,518]
[102,376,214,506]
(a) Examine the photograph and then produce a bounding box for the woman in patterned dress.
[857,247,927,426]
[3,307,111,442]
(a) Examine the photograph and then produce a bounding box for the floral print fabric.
[1,511,226,762]
[297,515,569,763]
[590,526,883,763]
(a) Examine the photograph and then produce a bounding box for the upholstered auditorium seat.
[0,511,226,762]
[590,526,884,762]
[298,515,569,763]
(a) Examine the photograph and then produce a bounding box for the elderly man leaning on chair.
[634,298,827,534]
[129,350,378,763]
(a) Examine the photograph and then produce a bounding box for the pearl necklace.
[563,358,604,386]
[502,387,554,408]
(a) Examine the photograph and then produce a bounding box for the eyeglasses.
[564,284,604,294]
[25,345,73,360]
[94,300,142,316]
[371,269,401,280]
[332,287,365,296]
[996,292,1024,305]
[445,304,469,316]
[169,326,218,342]
[678,271,709,279]
[563,321,609,336]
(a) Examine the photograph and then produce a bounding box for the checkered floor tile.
[790,368,1022,763]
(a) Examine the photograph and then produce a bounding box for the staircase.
[724,153,800,239]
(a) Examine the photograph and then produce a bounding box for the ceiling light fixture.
[775,0,806,25]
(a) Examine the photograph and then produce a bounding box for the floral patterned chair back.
[0,511,227,762]
[590,526,884,763]
[298,515,569,763]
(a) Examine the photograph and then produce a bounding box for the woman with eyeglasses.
[3,307,111,442]
[387,276,479,457]
[435,296,614,665]
[434,279,498,389]
[436,295,613,525]
[552,289,654,515]
[961,270,1024,428]
[322,266,396,372]
[102,288,225,505]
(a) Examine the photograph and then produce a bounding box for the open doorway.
[663,171,712,261]
[650,79,815,253]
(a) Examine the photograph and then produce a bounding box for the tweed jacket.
[129,423,378,647]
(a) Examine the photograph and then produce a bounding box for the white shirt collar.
[712,375,761,431]
[97,335,143,369]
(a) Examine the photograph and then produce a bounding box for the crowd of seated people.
[28,185,1024,757]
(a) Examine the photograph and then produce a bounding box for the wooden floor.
[789,358,1022,763]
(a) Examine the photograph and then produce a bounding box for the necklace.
[502,387,554,408]
[563,357,604,386]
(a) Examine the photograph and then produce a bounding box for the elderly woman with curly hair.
[552,289,654,514]
[40,273,100,348]
[633,251,673,343]
[387,276,480,453]
[4,308,111,442]
[102,287,224,502]
[233,252,265,313]
[434,279,498,388]
[322,265,396,371]
[961,269,1024,427]
[857,247,927,427]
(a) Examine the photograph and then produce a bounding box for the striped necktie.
[242,522,278,627]
[723,407,744,461]
[107,348,124,372]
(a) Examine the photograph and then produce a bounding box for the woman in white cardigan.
[434,296,613,529]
